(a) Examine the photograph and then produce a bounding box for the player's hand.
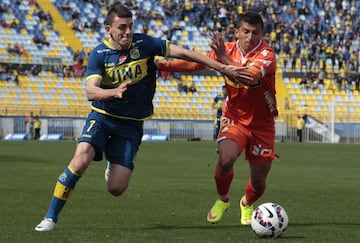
[208,31,225,54]
[224,65,254,86]
[154,60,161,70]
[115,80,132,98]
[208,31,230,64]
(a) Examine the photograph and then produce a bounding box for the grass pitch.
[0,140,359,242]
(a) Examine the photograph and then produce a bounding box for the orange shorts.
[217,122,277,163]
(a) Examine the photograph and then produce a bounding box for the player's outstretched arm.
[168,44,252,83]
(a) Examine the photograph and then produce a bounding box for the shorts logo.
[252,144,272,156]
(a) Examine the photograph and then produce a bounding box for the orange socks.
[244,180,266,205]
[215,163,233,199]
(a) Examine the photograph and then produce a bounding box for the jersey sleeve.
[85,46,104,80]
[157,46,224,72]
[156,59,206,72]
[145,35,169,57]
[245,48,276,83]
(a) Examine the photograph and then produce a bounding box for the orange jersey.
[157,40,277,128]
[220,41,278,127]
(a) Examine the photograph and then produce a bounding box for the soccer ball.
[251,202,288,238]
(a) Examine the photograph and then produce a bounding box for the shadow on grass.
[289,222,360,227]
[142,224,242,230]
[0,154,49,163]
[124,221,360,231]
[135,224,307,240]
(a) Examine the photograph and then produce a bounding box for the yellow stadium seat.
[155,20,162,26]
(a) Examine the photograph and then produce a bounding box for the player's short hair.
[104,3,132,26]
[235,11,264,31]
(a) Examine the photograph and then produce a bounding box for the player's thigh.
[245,127,275,163]
[218,123,250,162]
[218,139,240,166]
[78,111,110,161]
[69,142,96,174]
[105,121,143,170]
[247,128,275,182]
[105,137,140,170]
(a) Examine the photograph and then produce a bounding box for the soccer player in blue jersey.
[34,3,252,231]
[212,85,228,140]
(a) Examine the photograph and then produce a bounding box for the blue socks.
[45,166,80,222]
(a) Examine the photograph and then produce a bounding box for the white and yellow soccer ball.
[251,202,289,238]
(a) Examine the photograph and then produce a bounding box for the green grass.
[0,141,359,242]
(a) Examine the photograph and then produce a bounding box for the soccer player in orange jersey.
[156,11,278,225]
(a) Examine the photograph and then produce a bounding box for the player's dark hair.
[104,3,132,26]
[235,11,264,31]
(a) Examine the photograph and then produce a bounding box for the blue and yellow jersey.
[85,33,170,120]
[213,95,224,120]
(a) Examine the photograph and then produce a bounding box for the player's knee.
[218,157,236,171]
[108,184,128,197]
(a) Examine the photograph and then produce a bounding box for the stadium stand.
[0,0,359,124]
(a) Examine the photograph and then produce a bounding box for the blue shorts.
[78,111,143,170]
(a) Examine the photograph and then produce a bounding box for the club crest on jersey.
[118,55,127,64]
[130,48,140,60]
